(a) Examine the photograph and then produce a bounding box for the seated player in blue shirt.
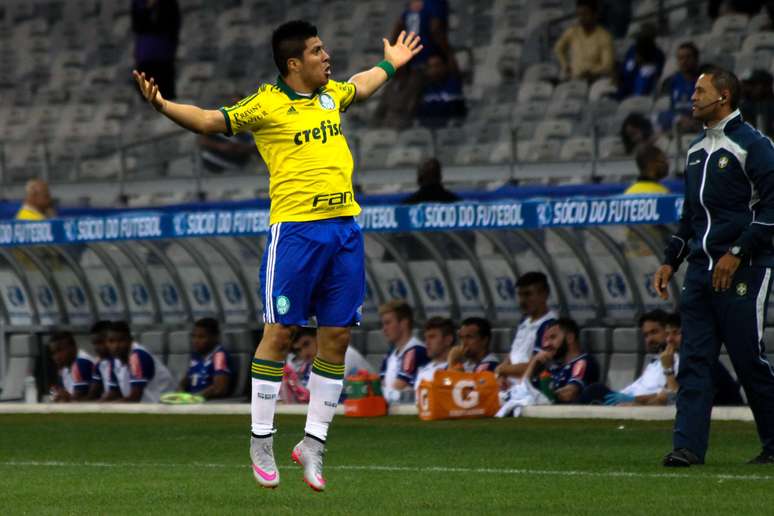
[179,318,233,399]
[88,320,119,400]
[524,318,599,403]
[48,331,94,402]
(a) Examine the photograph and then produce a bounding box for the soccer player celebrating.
[134,21,422,491]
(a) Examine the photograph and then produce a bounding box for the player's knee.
[260,324,297,356]
[318,327,351,358]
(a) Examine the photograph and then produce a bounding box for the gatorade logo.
[293,120,343,145]
[451,380,479,409]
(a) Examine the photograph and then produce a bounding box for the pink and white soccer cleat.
[291,437,327,492]
[250,435,280,488]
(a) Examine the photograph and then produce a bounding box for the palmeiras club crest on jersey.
[276,295,291,315]
[718,156,729,169]
[318,93,335,110]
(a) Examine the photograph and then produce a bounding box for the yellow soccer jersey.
[220,77,360,224]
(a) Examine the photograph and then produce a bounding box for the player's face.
[381,312,406,344]
[294,335,317,362]
[92,333,109,359]
[641,321,666,353]
[517,284,547,317]
[191,326,215,355]
[665,325,682,350]
[49,342,71,368]
[676,47,697,75]
[691,73,724,122]
[106,331,130,359]
[541,325,564,355]
[424,328,451,360]
[299,36,331,88]
[459,324,487,359]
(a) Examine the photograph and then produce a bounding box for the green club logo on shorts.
[276,295,291,315]
[736,282,748,296]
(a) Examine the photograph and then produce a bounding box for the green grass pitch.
[1,413,772,515]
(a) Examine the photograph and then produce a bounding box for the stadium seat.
[598,137,626,159]
[397,127,434,151]
[711,14,749,36]
[386,146,424,168]
[546,99,583,120]
[522,140,560,162]
[522,62,559,83]
[606,353,638,391]
[588,77,616,101]
[552,80,588,101]
[734,50,773,80]
[559,137,593,161]
[1,334,39,401]
[611,327,641,354]
[140,331,168,362]
[512,100,548,122]
[616,96,653,118]
[489,141,513,164]
[534,119,573,142]
[517,80,553,103]
[166,330,191,384]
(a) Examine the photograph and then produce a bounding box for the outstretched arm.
[133,70,226,134]
[349,31,423,101]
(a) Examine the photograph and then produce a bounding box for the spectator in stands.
[599,0,632,38]
[48,332,94,402]
[415,317,455,388]
[88,320,118,400]
[553,0,615,82]
[620,113,654,155]
[740,69,774,138]
[658,42,702,133]
[402,158,461,204]
[495,272,558,386]
[524,318,599,403]
[709,0,765,18]
[416,54,467,129]
[15,179,54,220]
[104,321,174,402]
[448,317,500,372]
[131,0,181,99]
[179,318,233,399]
[624,144,670,195]
[617,24,665,99]
[379,300,428,403]
[374,0,451,128]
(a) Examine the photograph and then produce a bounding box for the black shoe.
[663,448,703,467]
[747,451,774,464]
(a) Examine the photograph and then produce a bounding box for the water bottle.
[23,376,38,403]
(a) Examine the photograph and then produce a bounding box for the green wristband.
[376,60,396,79]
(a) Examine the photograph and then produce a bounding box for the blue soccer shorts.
[259,216,365,327]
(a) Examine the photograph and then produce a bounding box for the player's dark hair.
[292,326,317,343]
[635,144,667,178]
[548,317,579,340]
[664,312,681,328]
[109,320,133,341]
[678,41,699,60]
[424,316,455,338]
[49,331,76,348]
[516,271,550,294]
[194,317,220,337]
[638,309,668,328]
[461,317,492,342]
[703,65,741,109]
[379,299,414,328]
[90,320,112,336]
[272,20,318,76]
[576,0,598,13]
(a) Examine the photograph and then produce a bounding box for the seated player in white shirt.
[447,317,499,373]
[104,321,175,403]
[495,272,558,385]
[415,317,456,393]
[581,310,680,405]
[48,331,94,402]
[379,300,428,403]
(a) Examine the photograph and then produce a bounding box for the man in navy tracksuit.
[654,67,774,466]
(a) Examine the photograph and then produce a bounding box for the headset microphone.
[697,96,725,110]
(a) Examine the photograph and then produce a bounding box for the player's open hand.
[133,70,165,112]
[382,31,423,69]
[653,264,673,300]
[712,253,741,292]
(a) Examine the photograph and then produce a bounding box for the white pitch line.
[1,461,773,482]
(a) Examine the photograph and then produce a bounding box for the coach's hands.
[383,31,423,69]
[653,264,674,300]
[133,70,165,112]
[712,253,741,292]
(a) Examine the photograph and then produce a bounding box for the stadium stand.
[2,0,774,405]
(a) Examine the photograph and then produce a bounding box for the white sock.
[250,359,284,437]
[304,357,345,442]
